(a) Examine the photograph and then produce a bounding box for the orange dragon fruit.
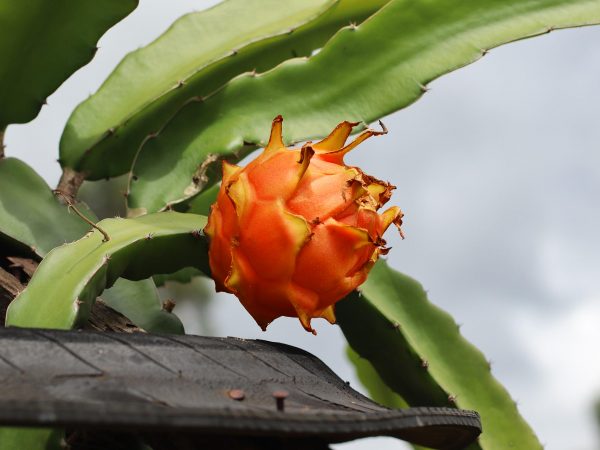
[204,116,403,334]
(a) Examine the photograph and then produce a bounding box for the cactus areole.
[204,116,403,333]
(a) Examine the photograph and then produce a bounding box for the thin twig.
[53,190,110,242]
[377,120,388,134]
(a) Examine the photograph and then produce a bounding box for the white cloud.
[514,298,600,449]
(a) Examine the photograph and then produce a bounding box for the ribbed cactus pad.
[0,0,137,128]
[100,278,184,335]
[127,0,600,213]
[5,212,208,330]
[337,260,542,450]
[60,0,389,180]
[0,158,91,256]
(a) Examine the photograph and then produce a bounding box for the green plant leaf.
[337,260,540,450]
[77,175,129,220]
[101,278,184,334]
[0,0,137,128]
[0,428,61,450]
[346,346,408,409]
[60,0,389,179]
[0,158,91,257]
[180,183,220,216]
[347,347,432,450]
[5,212,209,330]
[127,0,600,213]
[338,292,450,408]
[0,158,182,334]
[152,182,216,285]
[152,267,204,287]
[595,398,600,437]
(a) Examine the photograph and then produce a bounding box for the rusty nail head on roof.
[272,390,289,412]
[228,389,245,401]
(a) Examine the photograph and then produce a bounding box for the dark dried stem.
[86,298,143,333]
[377,120,388,134]
[0,267,23,324]
[1,262,140,331]
[53,190,110,242]
[56,167,85,200]
[162,299,176,313]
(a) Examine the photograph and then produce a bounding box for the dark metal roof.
[0,327,480,449]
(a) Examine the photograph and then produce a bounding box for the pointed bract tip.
[318,123,390,163]
[320,306,336,324]
[255,314,273,332]
[297,144,315,165]
[296,309,317,334]
[264,115,286,154]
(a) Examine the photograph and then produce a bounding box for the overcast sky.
[5,2,600,449]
